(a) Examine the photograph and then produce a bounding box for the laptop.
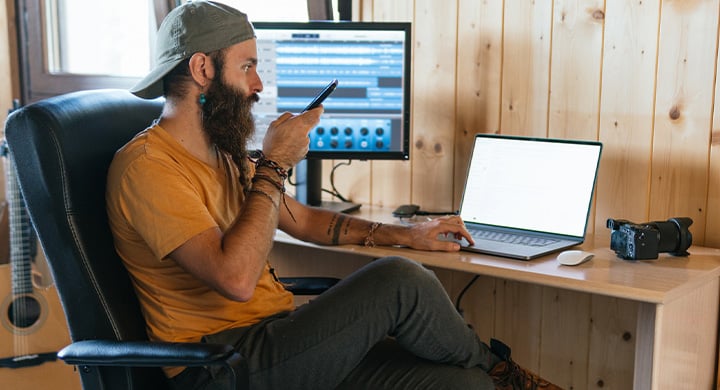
[456,134,602,260]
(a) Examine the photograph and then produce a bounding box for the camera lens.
[649,218,693,256]
[669,217,693,255]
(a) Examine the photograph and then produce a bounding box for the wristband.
[248,188,279,210]
[364,222,382,248]
[248,150,288,179]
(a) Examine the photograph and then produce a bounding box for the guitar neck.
[4,146,36,296]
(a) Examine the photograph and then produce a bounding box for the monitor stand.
[294,158,361,214]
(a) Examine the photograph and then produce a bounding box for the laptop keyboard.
[469,229,558,247]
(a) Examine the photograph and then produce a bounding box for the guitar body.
[0,263,81,390]
[0,141,82,390]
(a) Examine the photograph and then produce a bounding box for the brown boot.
[488,339,564,390]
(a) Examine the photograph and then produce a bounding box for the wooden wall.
[327,0,720,249]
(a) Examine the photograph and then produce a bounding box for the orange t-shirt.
[106,124,293,376]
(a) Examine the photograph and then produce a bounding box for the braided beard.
[201,76,259,187]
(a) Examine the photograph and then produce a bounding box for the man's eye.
[242,64,253,72]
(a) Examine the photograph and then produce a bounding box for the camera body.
[607,217,693,260]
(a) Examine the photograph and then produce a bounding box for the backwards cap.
[130,1,254,99]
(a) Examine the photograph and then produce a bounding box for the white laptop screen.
[460,135,602,238]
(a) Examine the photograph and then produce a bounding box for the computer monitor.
[251,21,412,212]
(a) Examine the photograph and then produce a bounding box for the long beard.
[201,78,259,187]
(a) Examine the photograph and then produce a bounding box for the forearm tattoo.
[327,214,350,245]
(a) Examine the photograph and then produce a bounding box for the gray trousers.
[171,256,497,389]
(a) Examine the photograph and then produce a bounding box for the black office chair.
[4,89,338,390]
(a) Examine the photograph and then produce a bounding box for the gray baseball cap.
[130,1,255,99]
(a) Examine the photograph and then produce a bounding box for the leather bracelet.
[250,173,297,222]
[248,188,279,210]
[364,222,382,248]
[252,174,284,192]
[254,164,286,182]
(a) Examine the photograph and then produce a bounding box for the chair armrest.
[59,340,248,389]
[58,339,240,368]
[280,277,340,295]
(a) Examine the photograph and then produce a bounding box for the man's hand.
[406,215,475,252]
[262,107,323,169]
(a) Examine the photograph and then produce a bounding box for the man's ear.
[188,52,215,87]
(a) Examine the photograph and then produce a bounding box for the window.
[17,0,157,102]
[45,0,153,77]
[220,1,311,22]
[17,0,344,103]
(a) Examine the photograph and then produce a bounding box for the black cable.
[287,161,352,203]
[287,167,296,186]
[455,275,479,316]
[326,160,352,202]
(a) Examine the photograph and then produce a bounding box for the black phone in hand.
[302,79,338,112]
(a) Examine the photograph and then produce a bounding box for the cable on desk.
[286,161,353,202]
[325,160,352,202]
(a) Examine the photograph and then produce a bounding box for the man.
[107,1,560,389]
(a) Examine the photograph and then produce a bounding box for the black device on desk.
[392,204,456,218]
[392,204,420,218]
[607,217,693,260]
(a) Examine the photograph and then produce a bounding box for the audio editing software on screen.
[252,26,407,156]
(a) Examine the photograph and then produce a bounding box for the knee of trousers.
[369,256,439,288]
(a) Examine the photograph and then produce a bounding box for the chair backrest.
[5,89,167,389]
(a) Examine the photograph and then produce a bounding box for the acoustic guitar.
[0,141,80,389]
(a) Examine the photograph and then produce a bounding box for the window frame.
[16,0,159,103]
[15,0,343,104]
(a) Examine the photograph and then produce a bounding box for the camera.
[606,217,693,260]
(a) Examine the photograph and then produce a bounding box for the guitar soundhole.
[8,296,42,328]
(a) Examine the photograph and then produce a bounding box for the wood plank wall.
[331,0,720,249]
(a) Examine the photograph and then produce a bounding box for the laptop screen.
[460,135,602,238]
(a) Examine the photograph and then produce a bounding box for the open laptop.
[456,134,602,260]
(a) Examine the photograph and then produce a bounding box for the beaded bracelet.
[364,222,382,248]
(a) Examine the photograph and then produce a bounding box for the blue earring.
[199,93,206,105]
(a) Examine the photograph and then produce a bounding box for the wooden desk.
[270,206,720,390]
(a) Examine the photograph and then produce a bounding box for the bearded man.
[106,2,561,389]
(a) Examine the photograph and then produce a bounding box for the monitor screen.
[251,21,411,161]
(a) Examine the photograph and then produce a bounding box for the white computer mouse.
[557,250,594,266]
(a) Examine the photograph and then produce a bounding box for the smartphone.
[302,79,338,112]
